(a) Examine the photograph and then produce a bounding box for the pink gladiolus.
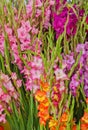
[22,21,31,32]
[35,0,42,7]
[17,80,22,88]
[11,72,17,80]
[1,94,11,103]
[26,0,33,17]
[31,27,38,34]
[54,68,68,81]
[0,88,4,97]
[0,114,6,123]
[0,34,4,56]
[31,56,43,69]
[30,69,42,80]
[50,0,55,5]
[36,9,42,17]
[17,27,28,40]
[5,25,12,36]
[44,7,51,28]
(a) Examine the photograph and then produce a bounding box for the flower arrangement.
[0,0,88,130]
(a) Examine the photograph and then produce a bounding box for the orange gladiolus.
[38,110,49,121]
[38,98,49,111]
[35,88,50,126]
[60,112,68,122]
[38,103,47,111]
[35,90,46,102]
[86,98,88,104]
[72,125,77,130]
[50,127,56,130]
[39,110,49,126]
[40,118,46,126]
[81,112,88,123]
[81,123,88,130]
[40,81,49,92]
[59,125,66,130]
[49,119,58,128]
[41,98,49,107]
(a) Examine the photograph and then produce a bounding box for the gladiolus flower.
[60,112,68,122]
[81,112,88,123]
[50,127,56,130]
[40,81,49,92]
[35,88,49,126]
[72,125,77,130]
[35,90,46,102]
[49,119,58,129]
[59,125,66,130]
[38,110,49,121]
[86,98,88,104]
[38,98,49,110]
[81,123,88,130]
[53,86,58,93]
[39,118,46,126]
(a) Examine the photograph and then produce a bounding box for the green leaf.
[27,92,34,130]
[0,54,5,73]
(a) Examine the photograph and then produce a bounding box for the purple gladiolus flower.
[53,4,78,38]
[63,54,75,71]
[70,74,80,96]
[84,85,88,97]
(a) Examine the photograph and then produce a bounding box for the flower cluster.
[0,72,19,123]
[53,1,78,38]
[0,0,88,130]
[76,42,88,97]
[35,81,50,125]
[21,56,44,92]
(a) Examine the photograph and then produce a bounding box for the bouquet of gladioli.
[0,0,88,130]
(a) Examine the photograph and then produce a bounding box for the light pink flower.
[0,73,10,83]
[35,0,42,7]
[30,69,42,80]
[20,34,30,47]
[11,72,17,80]
[2,94,11,103]
[59,81,65,92]
[0,114,6,123]
[31,56,43,69]
[31,27,38,34]
[17,27,28,40]
[26,1,33,17]
[25,78,33,90]
[50,0,55,5]
[0,88,3,97]
[16,59,23,70]
[11,43,18,54]
[9,35,17,46]
[3,81,14,92]
[21,67,30,76]
[17,80,22,88]
[5,25,12,36]
[44,7,51,28]
[11,43,23,69]
[12,92,18,100]
[22,21,31,32]
[54,68,68,81]
[36,9,42,17]
[32,84,40,93]
[26,80,39,91]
